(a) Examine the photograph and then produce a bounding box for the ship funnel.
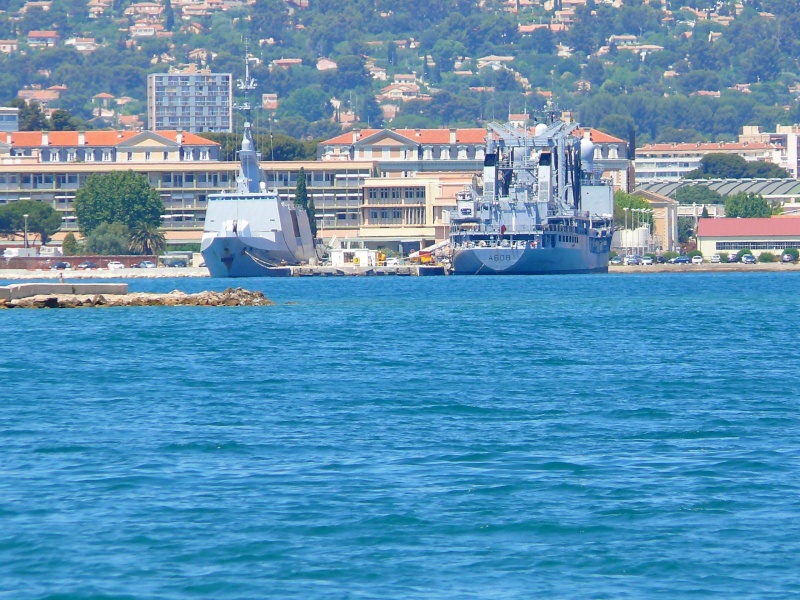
[580,138,595,174]
[534,123,547,137]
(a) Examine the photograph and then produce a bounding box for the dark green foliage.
[198,132,317,162]
[724,192,772,218]
[0,199,62,244]
[84,222,131,255]
[614,191,653,230]
[678,216,695,243]
[294,167,308,208]
[737,248,753,260]
[10,98,48,131]
[758,251,776,263]
[61,232,80,256]
[685,154,790,179]
[687,249,703,258]
[74,171,164,235]
[672,186,724,205]
[783,247,799,261]
[129,222,166,256]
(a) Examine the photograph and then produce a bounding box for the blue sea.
[2,272,800,598]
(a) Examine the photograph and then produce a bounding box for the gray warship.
[200,56,315,277]
[449,120,613,275]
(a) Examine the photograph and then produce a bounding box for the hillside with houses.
[0,0,797,143]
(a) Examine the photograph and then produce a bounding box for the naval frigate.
[449,119,614,275]
[200,56,315,277]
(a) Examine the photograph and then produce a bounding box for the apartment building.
[636,139,784,184]
[147,68,233,133]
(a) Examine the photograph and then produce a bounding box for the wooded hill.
[1,0,798,145]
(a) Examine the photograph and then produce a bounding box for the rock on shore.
[0,287,274,309]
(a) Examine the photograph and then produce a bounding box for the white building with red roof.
[318,127,488,167]
[636,140,784,184]
[697,217,800,258]
[4,129,220,163]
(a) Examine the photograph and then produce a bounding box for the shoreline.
[0,267,210,280]
[609,262,800,273]
[2,263,800,280]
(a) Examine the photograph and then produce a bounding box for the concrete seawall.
[0,283,129,301]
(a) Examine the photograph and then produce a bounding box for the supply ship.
[449,120,613,275]
[200,56,315,277]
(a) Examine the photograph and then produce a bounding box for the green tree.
[678,216,695,243]
[62,232,80,255]
[84,222,131,255]
[129,222,166,256]
[294,167,308,209]
[758,251,776,262]
[737,248,753,260]
[614,191,653,230]
[163,0,175,31]
[49,109,77,131]
[783,247,799,261]
[278,87,332,122]
[685,153,749,178]
[672,186,724,204]
[74,171,164,235]
[724,192,772,218]
[9,98,49,131]
[0,199,62,244]
[307,193,317,239]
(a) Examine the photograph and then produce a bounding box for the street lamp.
[23,213,28,249]
[623,207,629,254]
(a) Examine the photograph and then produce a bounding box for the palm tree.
[129,222,166,256]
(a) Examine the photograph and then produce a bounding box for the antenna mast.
[235,39,257,123]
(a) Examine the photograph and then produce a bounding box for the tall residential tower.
[147,67,233,133]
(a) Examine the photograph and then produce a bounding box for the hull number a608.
[487,253,513,262]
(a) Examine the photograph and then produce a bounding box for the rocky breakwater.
[0,287,274,309]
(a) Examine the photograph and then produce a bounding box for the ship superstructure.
[200,52,315,277]
[449,119,614,275]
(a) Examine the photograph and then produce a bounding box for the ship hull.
[451,244,610,275]
[202,236,301,277]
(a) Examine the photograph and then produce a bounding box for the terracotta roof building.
[5,129,220,163]
[697,217,800,258]
[319,127,487,168]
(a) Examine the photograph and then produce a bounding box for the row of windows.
[716,241,800,250]
[367,187,425,200]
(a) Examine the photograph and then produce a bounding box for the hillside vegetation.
[0,0,797,143]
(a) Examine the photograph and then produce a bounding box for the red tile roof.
[9,130,218,147]
[574,127,624,144]
[321,128,487,145]
[697,217,800,237]
[639,141,780,152]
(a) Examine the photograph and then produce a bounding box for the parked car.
[610,256,623,265]
[669,256,691,264]
[691,255,704,264]
[656,255,666,264]
[742,254,757,264]
[50,261,70,270]
[641,256,654,265]
[711,254,721,263]
[137,260,156,268]
[166,259,187,268]
[624,255,641,266]
[727,253,739,263]
[782,253,795,263]
[76,261,98,270]
[107,261,125,269]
